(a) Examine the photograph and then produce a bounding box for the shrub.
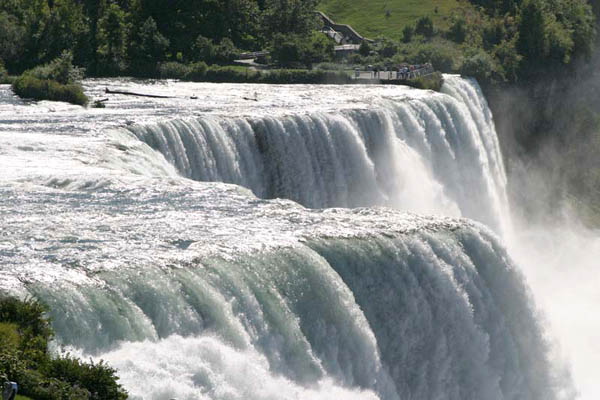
[460,51,497,83]
[11,51,88,106]
[0,297,127,400]
[26,51,84,85]
[415,16,434,38]
[47,357,127,400]
[0,323,20,349]
[192,35,216,63]
[448,17,467,44]
[184,62,209,80]
[406,71,444,91]
[158,61,191,79]
[13,75,88,106]
[402,26,414,43]
[261,69,350,84]
[400,41,459,73]
[378,38,398,58]
[359,41,371,57]
[215,38,240,64]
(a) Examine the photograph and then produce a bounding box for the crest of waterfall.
[126,77,510,236]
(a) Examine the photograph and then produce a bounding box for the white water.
[0,77,584,399]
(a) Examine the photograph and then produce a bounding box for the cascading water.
[0,77,572,399]
[126,76,509,236]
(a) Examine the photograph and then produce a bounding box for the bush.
[158,62,191,79]
[359,41,371,57]
[13,75,88,106]
[0,297,127,400]
[0,323,21,349]
[215,38,240,64]
[204,66,257,82]
[47,357,127,400]
[399,41,460,73]
[192,35,217,63]
[448,17,467,44]
[406,71,444,91]
[185,62,209,80]
[261,69,350,84]
[26,51,84,85]
[460,50,498,83]
[415,16,434,38]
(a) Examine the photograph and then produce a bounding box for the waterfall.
[126,77,510,235]
[30,220,556,400]
[0,76,567,400]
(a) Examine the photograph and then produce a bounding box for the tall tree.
[261,0,318,39]
[96,1,129,75]
[127,16,169,76]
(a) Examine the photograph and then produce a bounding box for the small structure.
[334,44,361,58]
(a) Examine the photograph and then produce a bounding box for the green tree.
[261,0,318,38]
[128,16,169,76]
[0,12,26,71]
[19,0,52,71]
[448,17,467,44]
[96,2,129,75]
[516,0,546,69]
[191,35,217,63]
[402,25,414,43]
[44,0,88,66]
[359,40,371,57]
[378,38,398,58]
[215,38,240,64]
[415,16,434,38]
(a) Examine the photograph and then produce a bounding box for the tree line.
[0,0,321,76]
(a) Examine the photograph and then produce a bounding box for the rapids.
[0,77,573,399]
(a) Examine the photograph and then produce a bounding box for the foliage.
[401,25,414,43]
[270,32,333,68]
[128,16,169,77]
[12,75,88,106]
[261,0,319,38]
[0,297,127,400]
[0,323,20,349]
[47,357,127,400]
[377,38,398,58]
[460,50,498,82]
[448,17,467,43]
[415,16,435,38]
[396,40,461,73]
[405,71,443,91]
[157,62,350,84]
[359,41,372,57]
[12,52,88,106]
[25,51,84,85]
[192,35,217,63]
[96,3,129,75]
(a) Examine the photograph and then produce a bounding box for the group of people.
[355,63,434,80]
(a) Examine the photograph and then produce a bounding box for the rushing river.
[0,76,590,399]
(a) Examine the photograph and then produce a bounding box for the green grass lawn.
[318,0,475,39]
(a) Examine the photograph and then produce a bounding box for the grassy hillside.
[318,0,475,38]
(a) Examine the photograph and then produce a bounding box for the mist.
[485,29,600,398]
